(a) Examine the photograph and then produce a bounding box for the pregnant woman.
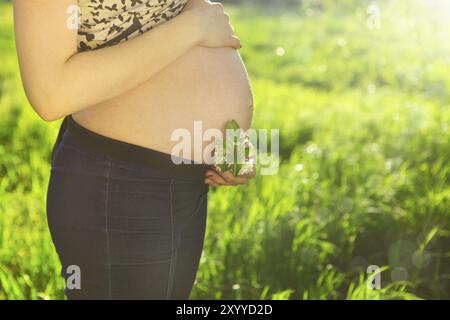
[13,0,254,299]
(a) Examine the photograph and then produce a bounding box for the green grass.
[1,0,449,299]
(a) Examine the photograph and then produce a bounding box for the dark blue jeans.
[47,117,210,299]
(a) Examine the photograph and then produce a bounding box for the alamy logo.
[66,5,81,30]
[366,4,381,30]
[171,120,280,176]
[366,265,381,290]
[66,265,81,290]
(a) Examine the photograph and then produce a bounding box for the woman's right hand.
[184,0,241,49]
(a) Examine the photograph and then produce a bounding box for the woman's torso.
[72,0,254,160]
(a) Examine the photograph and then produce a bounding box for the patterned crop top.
[77,0,188,51]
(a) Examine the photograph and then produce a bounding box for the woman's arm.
[13,0,240,121]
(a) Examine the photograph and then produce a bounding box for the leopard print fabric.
[77,0,188,51]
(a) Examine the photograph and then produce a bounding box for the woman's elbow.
[30,99,60,122]
[35,107,60,122]
[25,89,66,122]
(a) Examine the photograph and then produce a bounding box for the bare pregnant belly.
[72,46,254,160]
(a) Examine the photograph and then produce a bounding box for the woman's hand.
[204,169,256,187]
[184,0,241,49]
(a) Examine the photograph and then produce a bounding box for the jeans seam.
[189,192,209,222]
[166,178,175,299]
[105,158,113,299]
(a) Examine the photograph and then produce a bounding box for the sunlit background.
[0,0,449,299]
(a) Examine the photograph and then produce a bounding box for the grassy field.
[0,0,449,299]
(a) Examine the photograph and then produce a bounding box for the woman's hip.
[46,117,209,298]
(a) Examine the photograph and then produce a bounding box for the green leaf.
[245,145,250,158]
[233,163,243,176]
[218,163,230,173]
[227,119,240,130]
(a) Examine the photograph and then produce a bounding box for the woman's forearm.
[13,0,202,121]
[13,0,238,121]
[44,12,201,121]
[49,13,200,118]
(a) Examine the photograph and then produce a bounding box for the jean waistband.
[62,116,212,179]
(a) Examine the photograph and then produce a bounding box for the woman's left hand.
[204,168,256,187]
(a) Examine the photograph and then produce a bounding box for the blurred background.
[0,0,449,299]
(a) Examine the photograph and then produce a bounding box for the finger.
[218,170,238,184]
[229,35,241,49]
[218,170,248,185]
[217,170,239,185]
[240,168,256,179]
[206,171,231,186]
[209,182,220,188]
[204,179,220,187]
[234,176,249,185]
[212,2,224,9]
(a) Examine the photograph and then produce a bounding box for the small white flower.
[212,120,256,176]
